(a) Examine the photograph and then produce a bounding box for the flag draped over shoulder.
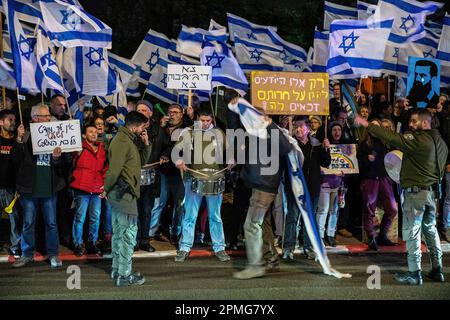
[324,1,357,30]
[374,0,443,45]
[227,97,352,279]
[327,18,394,78]
[234,35,283,72]
[200,41,248,97]
[6,0,42,93]
[39,0,112,48]
[227,12,277,43]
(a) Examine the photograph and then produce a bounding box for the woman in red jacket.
[71,123,108,256]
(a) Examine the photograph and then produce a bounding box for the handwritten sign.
[321,144,359,175]
[251,71,329,115]
[30,120,82,155]
[167,65,212,90]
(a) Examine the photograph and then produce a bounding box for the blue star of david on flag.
[249,48,263,62]
[279,50,288,63]
[60,9,85,31]
[146,49,160,71]
[247,32,257,40]
[423,49,434,58]
[392,47,400,58]
[204,50,225,69]
[85,48,105,67]
[399,15,415,34]
[160,74,168,88]
[41,47,57,68]
[339,31,359,54]
[18,34,36,61]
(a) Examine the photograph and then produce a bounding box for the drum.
[190,168,226,195]
[140,168,156,186]
[384,150,403,184]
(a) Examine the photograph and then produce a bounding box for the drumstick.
[185,167,209,178]
[212,167,228,176]
[142,161,161,169]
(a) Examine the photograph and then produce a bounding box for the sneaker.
[174,250,189,262]
[116,273,146,287]
[377,234,397,246]
[12,256,33,268]
[303,248,316,260]
[281,250,294,261]
[8,248,21,259]
[265,259,280,273]
[233,267,265,280]
[394,271,423,286]
[50,256,63,268]
[337,228,353,238]
[111,269,141,281]
[86,242,102,255]
[426,267,445,283]
[73,244,84,257]
[139,242,156,253]
[215,250,231,262]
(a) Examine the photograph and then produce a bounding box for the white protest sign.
[166,65,212,90]
[321,144,359,174]
[30,120,82,155]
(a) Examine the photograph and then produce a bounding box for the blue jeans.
[179,179,225,253]
[149,173,168,237]
[72,190,101,246]
[102,199,112,237]
[0,188,21,251]
[20,195,59,258]
[443,172,450,230]
[316,187,339,238]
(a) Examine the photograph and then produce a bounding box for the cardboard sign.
[166,65,212,90]
[251,71,329,115]
[30,120,82,155]
[406,57,440,109]
[321,144,359,175]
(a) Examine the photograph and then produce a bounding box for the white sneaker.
[50,256,63,268]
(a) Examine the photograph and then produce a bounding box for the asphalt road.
[0,252,449,300]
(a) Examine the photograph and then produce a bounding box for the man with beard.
[354,109,448,285]
[407,60,440,109]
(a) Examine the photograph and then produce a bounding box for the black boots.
[426,267,445,283]
[368,236,379,251]
[377,233,397,246]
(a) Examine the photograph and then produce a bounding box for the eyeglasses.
[168,111,182,115]
[36,114,51,118]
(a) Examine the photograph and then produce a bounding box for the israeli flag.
[176,25,228,58]
[209,19,226,31]
[62,46,120,96]
[324,1,357,30]
[7,0,41,24]
[313,28,329,72]
[39,0,112,48]
[437,14,450,87]
[132,28,173,83]
[357,0,377,21]
[108,52,138,91]
[327,18,394,78]
[126,77,141,97]
[227,13,277,43]
[234,35,284,72]
[0,58,16,90]
[373,0,444,45]
[3,30,13,64]
[36,24,64,94]
[5,0,42,92]
[200,41,248,97]
[145,57,178,104]
[267,29,309,72]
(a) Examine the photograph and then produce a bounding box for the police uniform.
[367,124,448,283]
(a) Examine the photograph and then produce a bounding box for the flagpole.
[141,90,146,100]
[16,88,23,125]
[0,13,6,108]
[41,91,45,105]
[52,47,73,119]
[214,86,220,117]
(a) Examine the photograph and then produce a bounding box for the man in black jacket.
[12,105,71,269]
[282,116,331,261]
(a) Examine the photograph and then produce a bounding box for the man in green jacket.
[102,111,151,287]
[354,109,448,286]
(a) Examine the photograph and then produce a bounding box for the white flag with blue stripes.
[2,21,35,64]
[200,41,248,97]
[327,18,394,78]
[62,46,120,96]
[176,25,228,59]
[324,1,357,30]
[5,0,42,93]
[209,19,226,31]
[145,57,178,104]
[266,29,309,72]
[357,0,377,21]
[132,28,173,84]
[313,28,329,72]
[373,0,443,45]
[425,20,443,35]
[39,0,112,48]
[227,13,277,43]
[4,0,41,24]
[108,52,138,91]
[36,24,64,94]
[437,14,450,86]
[234,35,283,72]
[0,58,16,89]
